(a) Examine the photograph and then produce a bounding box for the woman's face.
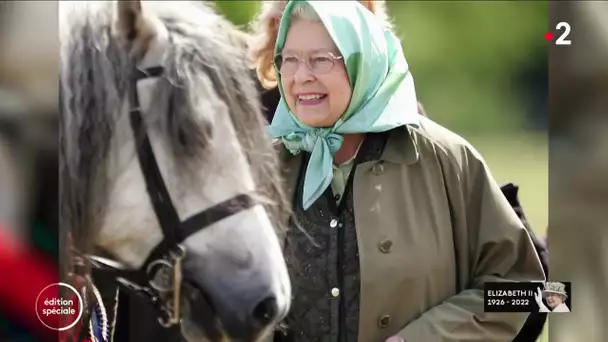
[546,293,563,308]
[279,19,352,127]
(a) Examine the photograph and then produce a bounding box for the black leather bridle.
[85,65,257,328]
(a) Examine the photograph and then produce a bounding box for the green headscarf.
[267,0,420,210]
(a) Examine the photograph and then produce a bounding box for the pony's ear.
[114,0,156,61]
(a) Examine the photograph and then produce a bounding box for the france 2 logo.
[546,22,572,45]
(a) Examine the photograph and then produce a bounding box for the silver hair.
[290,1,321,22]
[59,1,288,278]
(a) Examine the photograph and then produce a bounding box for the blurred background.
[1,1,59,341]
[546,2,608,342]
[2,1,606,342]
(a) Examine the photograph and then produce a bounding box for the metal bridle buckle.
[146,245,187,328]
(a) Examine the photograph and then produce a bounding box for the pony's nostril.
[251,296,279,327]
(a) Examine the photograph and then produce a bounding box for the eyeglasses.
[273,52,344,76]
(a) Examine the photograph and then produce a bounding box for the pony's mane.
[59,1,288,280]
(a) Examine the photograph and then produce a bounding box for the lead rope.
[109,287,120,342]
[88,283,109,342]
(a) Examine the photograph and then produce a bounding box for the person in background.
[247,1,545,341]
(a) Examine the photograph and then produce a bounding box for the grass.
[466,133,548,342]
[467,133,548,233]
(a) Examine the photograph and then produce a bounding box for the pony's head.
[59,1,290,340]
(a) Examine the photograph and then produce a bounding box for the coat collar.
[274,125,419,210]
[379,125,420,165]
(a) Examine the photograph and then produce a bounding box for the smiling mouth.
[297,94,327,105]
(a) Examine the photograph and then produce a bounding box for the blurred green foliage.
[212,1,261,27]
[387,1,548,136]
[212,1,548,136]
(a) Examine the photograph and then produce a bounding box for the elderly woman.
[249,0,394,123]
[248,1,545,341]
[535,282,570,313]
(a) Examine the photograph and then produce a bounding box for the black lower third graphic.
[484,281,571,313]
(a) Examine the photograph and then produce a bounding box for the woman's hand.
[535,288,551,312]
[385,336,405,342]
[534,288,543,306]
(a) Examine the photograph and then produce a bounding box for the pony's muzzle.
[180,256,289,341]
[178,205,292,341]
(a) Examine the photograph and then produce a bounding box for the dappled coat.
[272,116,545,342]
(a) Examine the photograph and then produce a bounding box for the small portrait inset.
[534,282,570,312]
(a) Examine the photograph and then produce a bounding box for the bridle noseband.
[84,65,257,328]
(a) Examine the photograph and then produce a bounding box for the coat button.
[372,162,384,175]
[331,287,340,297]
[330,219,338,228]
[378,315,391,328]
[378,239,393,253]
